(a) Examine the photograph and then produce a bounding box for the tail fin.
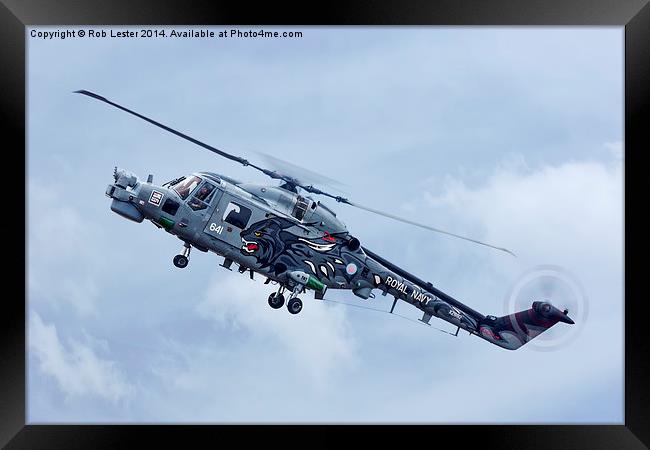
[477,301,574,350]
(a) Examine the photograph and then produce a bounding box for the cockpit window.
[173,175,202,200]
[188,181,217,211]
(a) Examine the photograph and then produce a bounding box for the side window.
[162,198,180,216]
[223,202,252,229]
[188,182,217,211]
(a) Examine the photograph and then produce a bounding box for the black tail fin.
[477,301,574,350]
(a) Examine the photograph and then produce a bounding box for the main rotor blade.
[283,183,514,256]
[74,90,283,181]
[344,199,516,257]
[255,151,348,193]
[75,90,515,257]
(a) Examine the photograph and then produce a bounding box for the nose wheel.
[173,255,189,268]
[173,243,191,269]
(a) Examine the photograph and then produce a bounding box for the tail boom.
[362,247,574,350]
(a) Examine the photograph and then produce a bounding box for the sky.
[27,26,623,423]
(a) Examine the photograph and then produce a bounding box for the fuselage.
[106,170,465,305]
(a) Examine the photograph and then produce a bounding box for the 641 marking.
[209,223,224,234]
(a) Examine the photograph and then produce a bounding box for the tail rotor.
[503,265,588,351]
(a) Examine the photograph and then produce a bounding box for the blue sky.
[27,26,623,423]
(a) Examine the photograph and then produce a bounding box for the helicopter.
[75,89,574,351]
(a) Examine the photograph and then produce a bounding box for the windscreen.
[173,175,202,200]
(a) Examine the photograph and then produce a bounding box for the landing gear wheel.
[268,293,285,309]
[173,254,189,268]
[287,297,303,315]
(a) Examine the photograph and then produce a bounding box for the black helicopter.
[76,89,574,351]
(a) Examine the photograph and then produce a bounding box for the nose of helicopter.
[106,167,178,227]
[106,168,147,223]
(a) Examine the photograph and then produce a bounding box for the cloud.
[418,152,623,271]
[28,181,106,316]
[28,310,134,404]
[401,152,623,422]
[195,273,357,384]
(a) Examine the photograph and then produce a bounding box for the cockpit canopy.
[171,175,202,200]
[167,174,221,211]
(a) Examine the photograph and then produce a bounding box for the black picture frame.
[2,1,646,448]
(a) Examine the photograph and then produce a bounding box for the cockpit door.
[187,180,219,214]
[204,193,254,248]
